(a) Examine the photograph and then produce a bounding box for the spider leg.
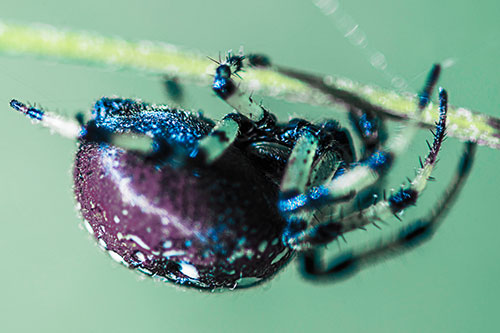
[212,53,266,122]
[308,149,342,187]
[299,141,476,281]
[193,115,239,163]
[249,52,426,192]
[246,53,435,126]
[279,64,441,216]
[284,88,449,249]
[10,99,82,139]
[248,52,387,209]
[343,105,389,212]
[202,51,275,163]
[348,106,388,156]
[281,131,319,193]
[10,99,154,153]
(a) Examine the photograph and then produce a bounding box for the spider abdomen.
[74,140,293,290]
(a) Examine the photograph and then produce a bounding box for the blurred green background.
[1,0,499,332]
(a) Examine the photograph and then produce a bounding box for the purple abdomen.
[74,141,293,289]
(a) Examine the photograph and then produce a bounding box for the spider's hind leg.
[299,141,477,280]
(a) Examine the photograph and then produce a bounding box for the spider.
[9,52,476,291]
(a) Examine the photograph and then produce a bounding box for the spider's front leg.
[278,64,441,241]
[285,87,449,250]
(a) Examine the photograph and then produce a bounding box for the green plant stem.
[0,21,499,150]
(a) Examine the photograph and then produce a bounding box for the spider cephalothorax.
[10,53,476,290]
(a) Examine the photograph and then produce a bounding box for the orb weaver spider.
[10,51,476,290]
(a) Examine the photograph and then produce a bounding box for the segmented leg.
[286,88,449,249]
[343,106,388,206]
[10,99,82,139]
[299,141,477,280]
[279,64,441,216]
[193,115,240,163]
[247,53,388,204]
[281,131,319,193]
[192,52,268,164]
[203,52,279,164]
[211,53,266,122]
[348,106,388,156]
[10,99,154,153]
[308,149,343,187]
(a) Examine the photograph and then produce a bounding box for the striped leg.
[345,106,389,213]
[9,99,154,153]
[279,64,441,217]
[202,52,275,163]
[246,52,388,210]
[211,52,266,122]
[193,115,240,163]
[285,88,449,249]
[10,99,81,139]
[299,141,477,280]
[280,131,319,194]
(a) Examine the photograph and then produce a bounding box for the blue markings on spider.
[211,54,242,99]
[9,51,477,290]
[389,188,418,212]
[279,185,330,212]
[366,150,393,170]
[279,193,308,212]
[10,99,44,120]
[358,113,373,137]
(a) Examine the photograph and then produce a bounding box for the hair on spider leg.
[10,99,44,121]
[292,86,449,248]
[324,141,476,276]
[278,64,441,215]
[302,100,476,279]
